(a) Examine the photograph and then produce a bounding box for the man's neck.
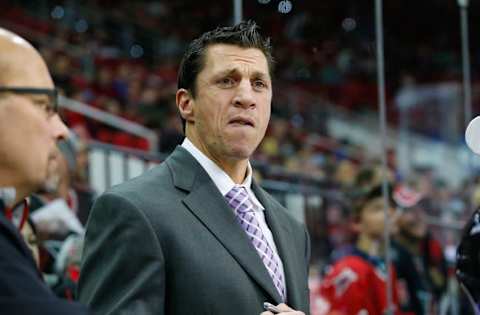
[356,234,384,257]
[219,160,248,184]
[186,136,249,184]
[0,178,29,206]
[395,232,421,254]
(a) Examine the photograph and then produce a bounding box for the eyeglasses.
[0,87,58,116]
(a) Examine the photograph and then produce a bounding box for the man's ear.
[176,88,194,123]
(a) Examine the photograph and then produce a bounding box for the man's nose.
[49,114,69,141]
[233,80,256,109]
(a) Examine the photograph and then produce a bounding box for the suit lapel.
[252,182,303,309]
[166,147,283,303]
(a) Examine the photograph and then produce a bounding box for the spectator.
[393,188,447,314]
[315,184,404,315]
[0,27,88,314]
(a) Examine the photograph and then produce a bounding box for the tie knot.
[225,186,253,214]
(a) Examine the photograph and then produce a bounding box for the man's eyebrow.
[30,96,50,103]
[216,68,238,77]
[216,68,269,79]
[251,71,269,80]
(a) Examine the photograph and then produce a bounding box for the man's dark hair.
[350,183,396,219]
[177,20,274,98]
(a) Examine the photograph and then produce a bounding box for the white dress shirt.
[181,138,286,291]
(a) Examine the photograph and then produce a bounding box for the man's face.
[180,44,272,164]
[0,56,68,194]
[397,207,427,239]
[358,197,398,239]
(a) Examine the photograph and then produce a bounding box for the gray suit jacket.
[78,147,310,315]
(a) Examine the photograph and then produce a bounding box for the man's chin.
[227,141,260,158]
[228,148,254,161]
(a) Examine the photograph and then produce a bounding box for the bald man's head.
[0,28,53,88]
[0,28,68,204]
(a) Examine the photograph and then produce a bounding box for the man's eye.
[36,102,55,116]
[46,104,55,116]
[218,77,235,87]
[253,80,267,89]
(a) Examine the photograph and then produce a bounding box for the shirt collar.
[181,138,264,210]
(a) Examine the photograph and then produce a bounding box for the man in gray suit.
[78,21,310,315]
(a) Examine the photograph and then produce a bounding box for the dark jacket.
[0,199,88,315]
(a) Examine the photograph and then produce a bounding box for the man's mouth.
[229,116,255,127]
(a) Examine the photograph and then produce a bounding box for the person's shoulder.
[122,159,171,186]
[335,254,371,271]
[0,214,30,258]
[390,239,413,265]
[106,146,195,198]
[106,161,173,199]
[92,155,190,218]
[325,254,373,281]
[319,255,368,297]
[0,217,88,313]
[0,212,14,234]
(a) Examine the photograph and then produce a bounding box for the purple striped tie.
[225,186,286,301]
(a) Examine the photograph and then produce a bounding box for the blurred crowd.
[4,0,480,151]
[307,165,470,314]
[2,0,480,313]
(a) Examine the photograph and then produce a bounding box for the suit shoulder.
[107,162,173,198]
[93,161,184,219]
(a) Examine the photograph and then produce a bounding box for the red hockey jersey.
[314,250,410,315]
